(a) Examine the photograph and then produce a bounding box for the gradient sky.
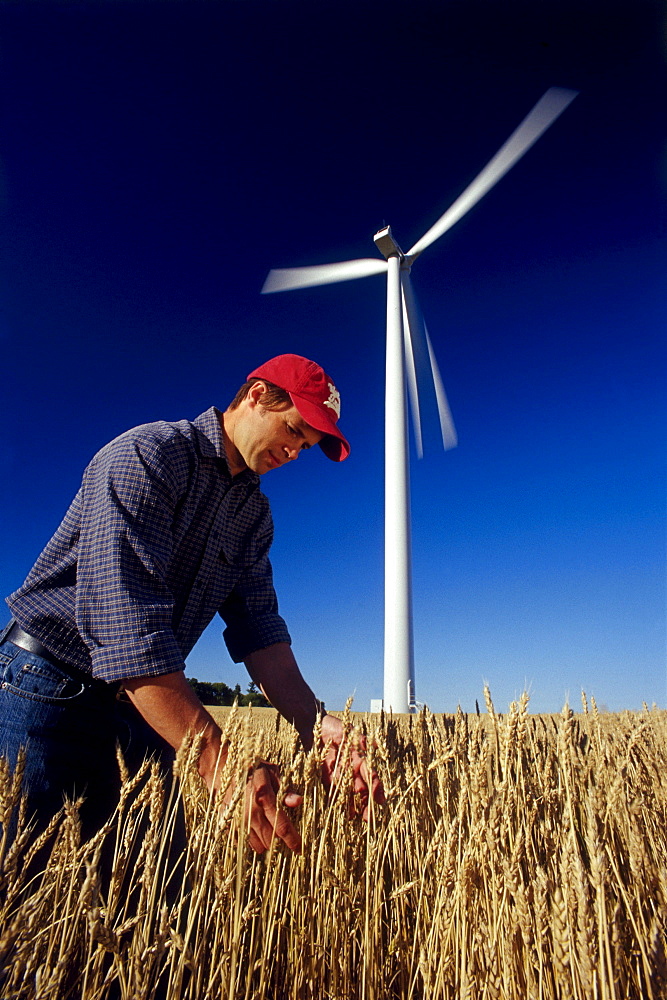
[1,1,665,714]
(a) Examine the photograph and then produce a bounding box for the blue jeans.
[0,626,175,838]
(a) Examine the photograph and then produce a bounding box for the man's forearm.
[122,671,226,790]
[243,642,322,749]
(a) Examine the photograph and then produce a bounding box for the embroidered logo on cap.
[323,383,341,419]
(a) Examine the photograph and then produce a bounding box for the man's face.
[233,390,323,475]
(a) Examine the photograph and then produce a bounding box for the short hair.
[228,378,292,412]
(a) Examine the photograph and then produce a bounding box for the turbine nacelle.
[373,226,421,269]
[373,225,404,262]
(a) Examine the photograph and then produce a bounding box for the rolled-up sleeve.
[219,550,291,662]
[76,430,192,682]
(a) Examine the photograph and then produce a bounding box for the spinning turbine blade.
[262,258,387,293]
[425,323,457,450]
[401,284,423,459]
[407,86,578,257]
[401,270,458,453]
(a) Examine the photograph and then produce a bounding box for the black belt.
[5,621,103,688]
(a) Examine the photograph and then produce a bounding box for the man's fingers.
[353,759,386,805]
[350,751,386,809]
[267,804,302,853]
[371,773,386,805]
[246,764,302,854]
[250,798,302,854]
[359,773,386,820]
[320,751,338,789]
[247,828,267,853]
[320,740,387,820]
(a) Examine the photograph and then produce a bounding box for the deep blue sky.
[1,1,664,713]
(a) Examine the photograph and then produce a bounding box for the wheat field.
[0,690,665,999]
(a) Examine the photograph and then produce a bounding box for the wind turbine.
[262,87,578,713]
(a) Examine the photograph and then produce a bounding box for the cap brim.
[289,392,350,462]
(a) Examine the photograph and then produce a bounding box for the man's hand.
[242,644,386,824]
[237,762,303,854]
[121,672,303,854]
[319,713,386,821]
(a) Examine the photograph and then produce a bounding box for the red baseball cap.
[247,354,350,461]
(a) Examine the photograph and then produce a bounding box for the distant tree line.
[186,677,271,708]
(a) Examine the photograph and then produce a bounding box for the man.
[0,354,383,853]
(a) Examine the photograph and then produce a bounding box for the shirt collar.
[193,407,260,485]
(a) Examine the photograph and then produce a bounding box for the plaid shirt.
[7,408,291,682]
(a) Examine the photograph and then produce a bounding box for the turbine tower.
[262,87,577,712]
